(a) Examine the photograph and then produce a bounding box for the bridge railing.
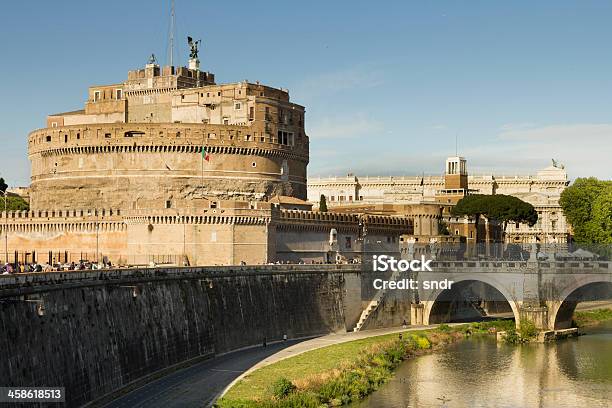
[407,243,611,262]
[431,259,610,271]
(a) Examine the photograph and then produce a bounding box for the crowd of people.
[1,261,113,274]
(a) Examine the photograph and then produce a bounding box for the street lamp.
[1,190,8,265]
[88,209,100,266]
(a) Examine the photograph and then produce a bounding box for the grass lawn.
[223,330,426,401]
[574,308,612,327]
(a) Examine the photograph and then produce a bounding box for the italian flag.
[202,146,211,162]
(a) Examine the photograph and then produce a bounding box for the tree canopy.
[0,177,29,211]
[319,194,328,212]
[451,194,538,227]
[560,177,612,244]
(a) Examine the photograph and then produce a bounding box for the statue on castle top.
[148,53,157,64]
[551,158,565,169]
[187,36,200,59]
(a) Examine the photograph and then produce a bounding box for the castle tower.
[444,156,468,190]
[436,156,469,204]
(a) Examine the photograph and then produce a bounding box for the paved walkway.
[102,302,612,408]
[102,325,439,408]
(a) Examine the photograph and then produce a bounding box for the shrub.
[415,336,431,349]
[271,377,297,399]
[518,320,538,340]
[437,324,452,332]
[502,327,522,344]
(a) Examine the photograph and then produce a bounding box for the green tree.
[560,178,612,244]
[0,178,29,211]
[451,194,538,241]
[319,194,328,212]
[5,195,29,211]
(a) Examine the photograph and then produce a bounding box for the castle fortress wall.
[0,266,352,407]
[275,210,412,263]
[28,122,309,210]
[0,209,127,265]
[0,207,411,266]
[124,207,274,266]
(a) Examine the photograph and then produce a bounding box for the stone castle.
[1,41,573,267]
[2,48,411,266]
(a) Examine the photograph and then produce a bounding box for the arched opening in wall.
[553,281,612,330]
[428,280,516,324]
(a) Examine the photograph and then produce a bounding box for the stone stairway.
[353,268,402,332]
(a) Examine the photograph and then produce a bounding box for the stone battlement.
[28,122,308,159]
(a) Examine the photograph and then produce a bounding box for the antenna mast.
[169,0,175,67]
[455,133,458,156]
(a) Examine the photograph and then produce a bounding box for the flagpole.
[201,135,204,188]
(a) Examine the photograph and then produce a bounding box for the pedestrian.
[262,337,267,348]
[402,319,407,329]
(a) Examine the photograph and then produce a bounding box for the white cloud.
[292,64,385,100]
[430,124,448,130]
[463,123,612,179]
[307,113,384,139]
[308,123,612,180]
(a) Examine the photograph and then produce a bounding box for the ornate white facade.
[308,163,570,243]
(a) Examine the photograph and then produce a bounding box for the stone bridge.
[399,259,611,331]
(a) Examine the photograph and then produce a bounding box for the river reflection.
[354,322,612,408]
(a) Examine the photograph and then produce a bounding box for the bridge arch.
[422,275,521,327]
[548,276,612,330]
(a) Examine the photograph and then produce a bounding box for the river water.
[354,321,612,408]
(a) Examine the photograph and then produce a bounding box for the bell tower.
[444,156,468,190]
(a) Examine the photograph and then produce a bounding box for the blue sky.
[1,0,611,186]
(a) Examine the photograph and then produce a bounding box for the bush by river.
[216,321,512,408]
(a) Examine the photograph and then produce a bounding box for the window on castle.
[249,107,254,120]
[277,130,294,146]
[94,91,101,102]
[165,200,171,209]
[64,135,68,143]
[217,92,221,96]
[51,122,58,128]
[116,89,123,100]
[235,103,241,110]
[46,136,51,142]
[105,133,111,138]
[210,202,217,209]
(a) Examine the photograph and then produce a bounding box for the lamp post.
[88,209,100,266]
[173,209,186,266]
[1,191,7,265]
